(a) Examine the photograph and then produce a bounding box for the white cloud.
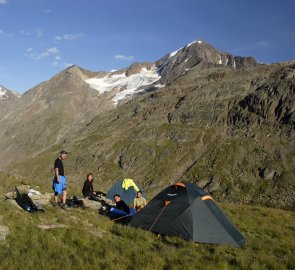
[25,47,60,61]
[55,55,61,61]
[35,29,43,37]
[47,47,60,54]
[20,30,31,36]
[21,29,44,38]
[0,0,7,5]
[114,54,135,61]
[52,61,59,67]
[234,40,273,53]
[0,29,13,38]
[43,9,51,13]
[54,33,82,41]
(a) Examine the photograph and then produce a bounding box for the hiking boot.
[61,204,68,211]
[51,201,57,207]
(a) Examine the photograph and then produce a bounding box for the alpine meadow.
[0,1,294,270]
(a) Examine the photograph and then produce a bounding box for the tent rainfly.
[129,181,245,247]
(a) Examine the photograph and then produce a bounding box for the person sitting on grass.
[113,194,130,215]
[82,173,96,198]
[133,190,147,212]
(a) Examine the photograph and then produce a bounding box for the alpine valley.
[0,40,294,208]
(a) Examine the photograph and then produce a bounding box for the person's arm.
[82,181,86,197]
[55,168,60,183]
[133,198,136,209]
[91,182,95,194]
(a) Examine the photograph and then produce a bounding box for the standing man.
[52,150,68,210]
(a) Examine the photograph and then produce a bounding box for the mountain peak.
[0,85,20,101]
[156,39,258,84]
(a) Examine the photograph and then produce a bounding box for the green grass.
[0,199,294,270]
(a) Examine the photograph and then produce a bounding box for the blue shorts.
[52,175,67,195]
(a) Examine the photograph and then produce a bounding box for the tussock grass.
[0,199,294,270]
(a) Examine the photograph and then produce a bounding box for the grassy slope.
[0,199,294,270]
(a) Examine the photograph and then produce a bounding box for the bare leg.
[62,190,67,204]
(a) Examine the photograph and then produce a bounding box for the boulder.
[6,199,22,210]
[3,191,17,200]
[37,224,67,230]
[33,193,54,206]
[81,198,102,210]
[89,230,105,238]
[197,176,220,193]
[259,167,278,180]
[15,185,30,194]
[0,225,10,241]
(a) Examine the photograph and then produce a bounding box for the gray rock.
[81,198,102,209]
[37,224,67,230]
[0,225,10,241]
[6,199,22,210]
[89,230,105,238]
[3,191,16,199]
[32,193,53,206]
[259,167,278,180]
[15,185,30,194]
[197,177,220,193]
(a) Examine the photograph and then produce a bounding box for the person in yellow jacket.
[133,190,147,212]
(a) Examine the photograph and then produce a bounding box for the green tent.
[129,182,245,247]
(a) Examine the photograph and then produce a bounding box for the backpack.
[15,187,40,213]
[66,196,84,208]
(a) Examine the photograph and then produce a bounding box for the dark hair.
[87,173,93,180]
[113,194,120,198]
[137,190,142,194]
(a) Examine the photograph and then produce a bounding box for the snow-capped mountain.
[82,40,257,103]
[0,40,258,168]
[85,63,160,104]
[156,40,257,84]
[0,85,20,102]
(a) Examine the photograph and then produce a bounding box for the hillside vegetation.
[0,195,294,270]
[9,63,295,208]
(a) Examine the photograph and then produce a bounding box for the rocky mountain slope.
[0,40,257,168]
[9,60,295,208]
[0,85,20,111]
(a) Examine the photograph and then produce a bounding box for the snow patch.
[0,87,7,100]
[155,84,165,88]
[185,57,191,63]
[85,67,161,105]
[169,47,182,58]
[187,41,197,47]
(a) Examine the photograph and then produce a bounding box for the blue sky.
[0,0,294,93]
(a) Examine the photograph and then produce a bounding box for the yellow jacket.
[122,178,139,192]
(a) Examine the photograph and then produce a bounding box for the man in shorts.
[52,150,68,210]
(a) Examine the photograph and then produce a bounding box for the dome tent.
[129,182,245,247]
[106,179,146,206]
